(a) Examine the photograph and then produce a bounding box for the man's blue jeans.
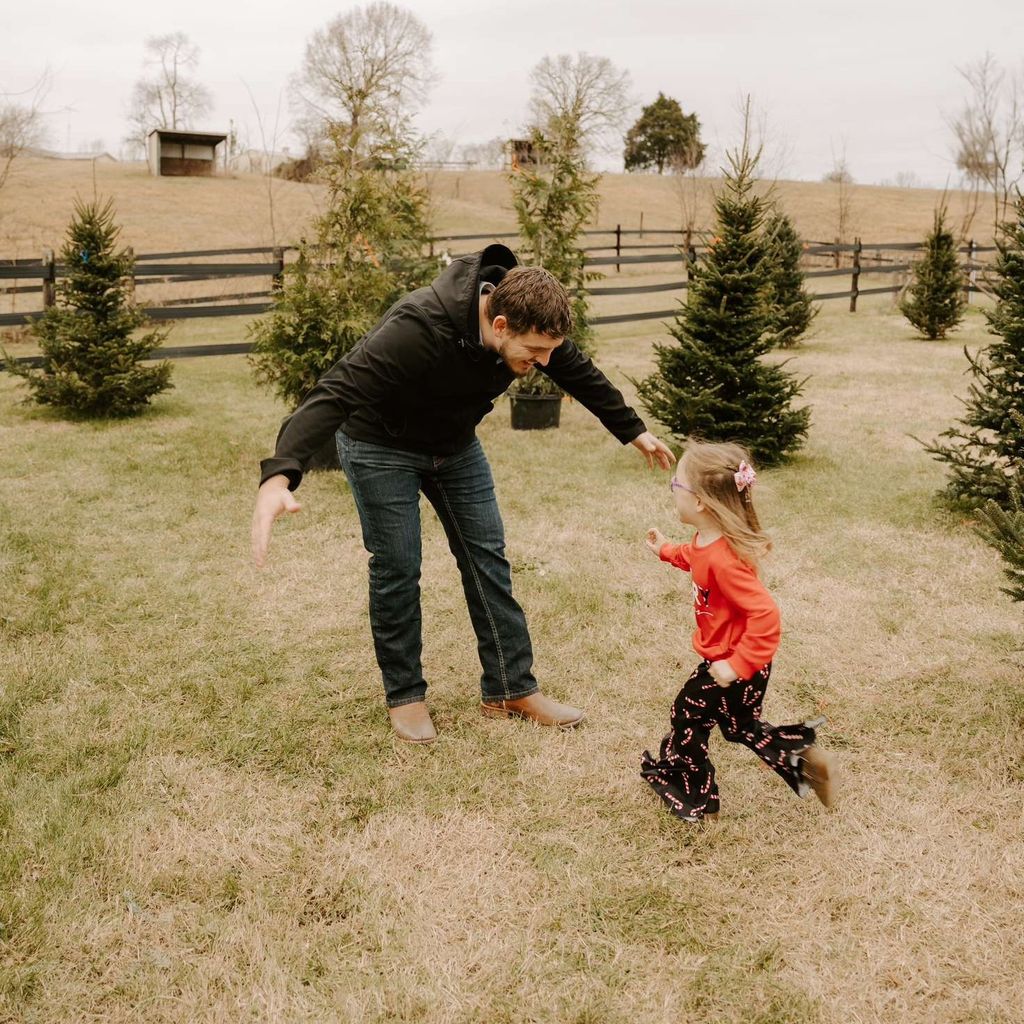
[336,431,540,708]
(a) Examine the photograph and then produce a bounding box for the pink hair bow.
[734,461,757,492]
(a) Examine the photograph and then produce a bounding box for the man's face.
[493,317,564,376]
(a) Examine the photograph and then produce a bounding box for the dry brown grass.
[2,301,1023,1022]
[0,157,326,259]
[428,169,995,248]
[0,156,993,262]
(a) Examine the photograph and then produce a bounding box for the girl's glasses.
[670,478,696,495]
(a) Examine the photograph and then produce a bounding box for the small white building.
[27,148,118,163]
[146,129,227,177]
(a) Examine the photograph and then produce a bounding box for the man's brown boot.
[388,702,437,744]
[480,691,584,728]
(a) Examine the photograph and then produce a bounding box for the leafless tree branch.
[527,52,633,158]
[0,70,50,192]
[290,2,435,170]
[948,53,1023,235]
[124,33,213,155]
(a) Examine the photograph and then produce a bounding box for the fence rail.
[0,227,998,339]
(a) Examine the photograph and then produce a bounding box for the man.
[252,243,674,743]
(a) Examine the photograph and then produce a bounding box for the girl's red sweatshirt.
[658,534,780,679]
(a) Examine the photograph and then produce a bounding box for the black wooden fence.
[0,245,288,328]
[1,228,997,363]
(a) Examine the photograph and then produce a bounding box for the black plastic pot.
[509,393,562,430]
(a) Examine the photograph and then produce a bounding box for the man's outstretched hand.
[631,431,676,470]
[251,474,302,568]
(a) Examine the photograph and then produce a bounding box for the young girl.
[641,441,835,823]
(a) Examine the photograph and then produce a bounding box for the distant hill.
[0,154,993,260]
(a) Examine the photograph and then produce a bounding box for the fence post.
[42,249,56,309]
[684,240,696,305]
[125,246,136,303]
[639,211,644,239]
[965,238,976,304]
[615,223,621,273]
[834,237,841,269]
[849,237,861,312]
[272,246,284,292]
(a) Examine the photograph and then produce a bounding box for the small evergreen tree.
[4,198,171,417]
[763,210,817,348]
[624,93,705,174]
[508,113,599,396]
[900,206,966,339]
[921,193,1024,508]
[634,142,810,465]
[977,475,1024,604]
[248,116,437,452]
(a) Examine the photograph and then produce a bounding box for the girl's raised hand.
[645,527,667,554]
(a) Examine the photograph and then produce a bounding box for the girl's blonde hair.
[680,440,771,570]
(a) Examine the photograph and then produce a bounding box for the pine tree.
[900,206,966,339]
[977,477,1024,604]
[634,142,810,464]
[5,198,172,417]
[508,113,600,396]
[921,194,1024,508]
[763,210,817,348]
[248,117,437,461]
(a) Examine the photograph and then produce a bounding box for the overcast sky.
[3,0,1022,186]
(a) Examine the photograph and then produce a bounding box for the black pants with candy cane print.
[640,661,817,821]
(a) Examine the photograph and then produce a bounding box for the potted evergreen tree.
[508,367,565,430]
[507,114,599,430]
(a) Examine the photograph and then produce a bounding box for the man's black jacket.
[259,243,647,490]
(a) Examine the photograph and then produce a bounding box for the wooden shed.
[147,129,227,177]
[506,138,539,170]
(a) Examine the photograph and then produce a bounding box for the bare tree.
[672,136,710,258]
[457,137,504,169]
[288,110,331,174]
[823,142,855,259]
[240,82,289,247]
[743,96,794,186]
[949,53,1023,235]
[421,132,456,167]
[124,33,213,155]
[291,2,435,171]
[894,170,922,189]
[527,53,633,157]
[0,72,50,192]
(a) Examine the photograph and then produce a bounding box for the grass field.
[2,302,1023,1023]
[0,156,995,261]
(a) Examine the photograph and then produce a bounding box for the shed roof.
[147,129,227,146]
